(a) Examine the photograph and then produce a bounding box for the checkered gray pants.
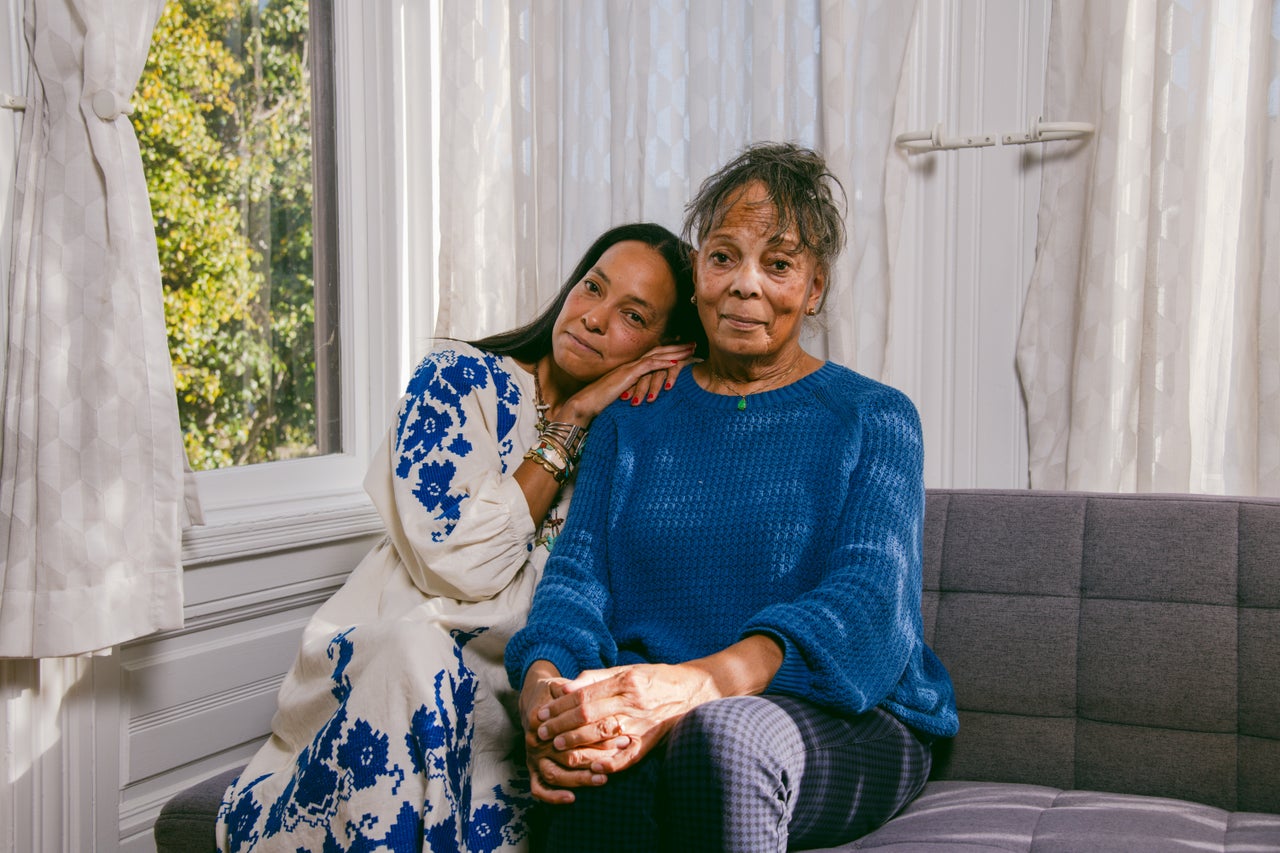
[538,695,933,852]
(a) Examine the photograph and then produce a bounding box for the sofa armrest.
[154,766,242,853]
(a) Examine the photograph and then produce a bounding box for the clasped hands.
[517,660,713,804]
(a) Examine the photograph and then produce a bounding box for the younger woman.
[217,223,702,852]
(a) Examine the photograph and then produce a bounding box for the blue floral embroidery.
[413,629,533,852]
[251,632,406,844]
[413,458,458,514]
[339,718,392,791]
[219,627,531,852]
[329,626,357,700]
[447,433,474,458]
[218,773,266,852]
[440,358,487,396]
[393,347,525,537]
[396,401,456,481]
[485,352,521,465]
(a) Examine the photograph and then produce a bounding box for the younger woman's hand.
[555,342,697,423]
[620,345,700,407]
[518,661,626,803]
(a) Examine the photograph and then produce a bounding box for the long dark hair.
[469,223,704,362]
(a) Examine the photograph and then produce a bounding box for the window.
[126,1,425,560]
[136,0,339,471]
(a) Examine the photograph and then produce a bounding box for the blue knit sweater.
[505,362,958,738]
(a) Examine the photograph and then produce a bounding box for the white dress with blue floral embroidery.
[217,343,565,853]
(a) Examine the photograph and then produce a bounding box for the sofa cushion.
[810,781,1280,852]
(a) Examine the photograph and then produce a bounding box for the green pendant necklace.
[709,371,748,409]
[708,362,799,411]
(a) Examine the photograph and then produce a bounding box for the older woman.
[506,143,957,851]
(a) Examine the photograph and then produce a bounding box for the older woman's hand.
[525,637,784,785]
[532,661,718,776]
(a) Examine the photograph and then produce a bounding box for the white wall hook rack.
[1002,116,1093,145]
[896,116,1093,153]
[1,93,26,111]
[895,122,997,152]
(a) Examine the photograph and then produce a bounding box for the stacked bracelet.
[522,422,588,484]
[523,438,571,483]
[540,421,588,462]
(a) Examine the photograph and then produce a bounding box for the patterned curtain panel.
[0,0,198,657]
[1017,0,1280,495]
[432,0,918,378]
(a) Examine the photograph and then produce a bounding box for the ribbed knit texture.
[506,363,958,737]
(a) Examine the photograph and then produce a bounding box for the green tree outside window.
[135,0,322,470]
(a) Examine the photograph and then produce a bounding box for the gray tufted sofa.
[156,489,1280,852]
[828,488,1280,852]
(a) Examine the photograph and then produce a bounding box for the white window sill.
[181,455,384,566]
[181,494,383,566]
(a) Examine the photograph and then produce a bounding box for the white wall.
[896,0,1049,490]
[0,2,1050,849]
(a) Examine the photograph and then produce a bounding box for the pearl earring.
[690,295,697,305]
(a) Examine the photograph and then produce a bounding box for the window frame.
[1,2,23,320]
[182,0,428,565]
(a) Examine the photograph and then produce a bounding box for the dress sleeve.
[372,346,537,601]
[504,412,620,688]
[741,387,928,715]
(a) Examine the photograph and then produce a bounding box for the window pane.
[136,0,339,470]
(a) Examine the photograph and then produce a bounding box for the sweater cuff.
[509,642,584,689]
[758,631,811,698]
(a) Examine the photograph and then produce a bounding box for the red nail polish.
[620,390,631,400]
[665,381,673,390]
[647,393,656,401]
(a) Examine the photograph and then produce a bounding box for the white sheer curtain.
[0,0,198,658]
[1017,0,1280,496]
[432,0,918,379]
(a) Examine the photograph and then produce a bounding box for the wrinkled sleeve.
[505,413,620,689]
[371,347,536,601]
[742,388,928,715]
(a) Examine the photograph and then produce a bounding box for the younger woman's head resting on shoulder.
[470,223,705,383]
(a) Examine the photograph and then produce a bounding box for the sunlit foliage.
[135,0,317,469]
